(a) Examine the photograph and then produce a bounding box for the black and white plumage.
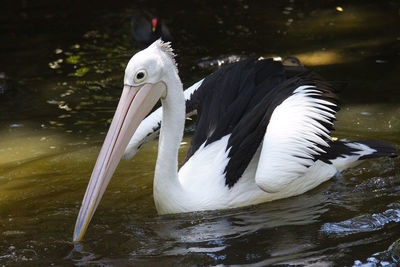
[184,59,339,189]
[73,40,397,241]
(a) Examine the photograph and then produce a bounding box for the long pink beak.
[73,83,165,242]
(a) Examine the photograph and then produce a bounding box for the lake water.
[0,0,399,265]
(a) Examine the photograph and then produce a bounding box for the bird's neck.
[153,72,186,213]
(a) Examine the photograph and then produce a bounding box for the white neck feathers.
[153,69,186,213]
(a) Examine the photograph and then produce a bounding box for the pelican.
[73,40,396,241]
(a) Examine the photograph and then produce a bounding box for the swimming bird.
[131,10,172,46]
[73,40,396,241]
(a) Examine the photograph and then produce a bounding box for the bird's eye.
[134,70,147,83]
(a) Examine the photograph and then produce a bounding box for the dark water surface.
[1,0,400,266]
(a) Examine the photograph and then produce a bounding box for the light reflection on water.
[0,0,400,265]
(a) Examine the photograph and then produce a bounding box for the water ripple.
[352,238,400,267]
[321,205,400,236]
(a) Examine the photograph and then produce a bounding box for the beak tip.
[73,230,83,242]
[73,220,86,242]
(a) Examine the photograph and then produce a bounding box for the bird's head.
[73,40,178,242]
[125,39,177,88]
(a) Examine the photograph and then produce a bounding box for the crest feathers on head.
[153,39,177,69]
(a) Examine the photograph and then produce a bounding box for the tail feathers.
[318,140,397,172]
[354,140,397,160]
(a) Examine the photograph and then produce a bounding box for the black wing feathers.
[183,59,286,165]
